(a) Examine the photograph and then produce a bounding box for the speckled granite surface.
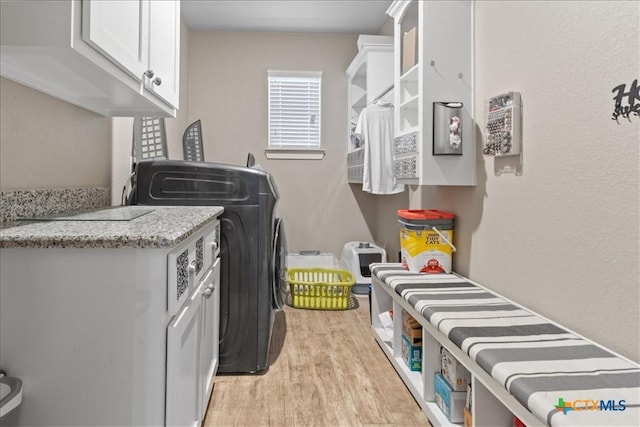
[0,206,223,249]
[0,187,111,224]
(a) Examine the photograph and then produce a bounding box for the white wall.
[188,31,378,255]
[472,0,639,361]
[380,1,639,361]
[0,77,111,191]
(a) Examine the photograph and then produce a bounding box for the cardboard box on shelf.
[440,346,471,391]
[402,26,418,74]
[435,373,466,423]
[401,310,422,371]
[401,335,422,371]
[401,309,422,344]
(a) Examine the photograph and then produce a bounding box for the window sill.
[265,148,325,160]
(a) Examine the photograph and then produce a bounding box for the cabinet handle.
[152,76,162,86]
[203,288,213,299]
[144,69,155,79]
[188,260,197,274]
[211,240,219,250]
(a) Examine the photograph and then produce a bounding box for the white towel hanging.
[356,105,404,195]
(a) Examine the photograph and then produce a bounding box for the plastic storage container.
[288,268,355,310]
[398,209,455,273]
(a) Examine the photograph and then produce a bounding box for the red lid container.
[398,209,455,220]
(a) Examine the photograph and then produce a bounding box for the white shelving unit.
[387,0,476,186]
[371,277,544,427]
[346,36,394,184]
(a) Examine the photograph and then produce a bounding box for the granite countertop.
[0,206,224,249]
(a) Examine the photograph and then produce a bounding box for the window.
[267,70,324,159]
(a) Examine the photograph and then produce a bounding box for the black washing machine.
[127,159,287,373]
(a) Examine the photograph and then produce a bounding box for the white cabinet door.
[199,258,220,418]
[0,0,178,116]
[81,0,148,80]
[148,0,180,107]
[166,284,203,427]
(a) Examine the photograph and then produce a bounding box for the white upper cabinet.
[147,0,180,107]
[388,0,475,186]
[82,0,149,80]
[0,0,180,117]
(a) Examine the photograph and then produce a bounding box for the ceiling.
[181,0,393,34]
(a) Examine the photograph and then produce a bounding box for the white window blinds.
[268,70,322,148]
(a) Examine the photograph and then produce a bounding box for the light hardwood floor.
[203,297,431,427]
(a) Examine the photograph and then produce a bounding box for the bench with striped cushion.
[370,263,640,427]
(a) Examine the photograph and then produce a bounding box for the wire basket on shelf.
[287,268,355,310]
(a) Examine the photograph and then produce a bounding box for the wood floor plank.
[203,297,431,426]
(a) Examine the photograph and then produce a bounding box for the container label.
[400,228,453,273]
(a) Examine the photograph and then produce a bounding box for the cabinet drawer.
[167,222,216,316]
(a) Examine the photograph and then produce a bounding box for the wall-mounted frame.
[483,92,522,157]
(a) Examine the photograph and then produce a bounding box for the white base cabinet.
[166,258,220,427]
[0,0,179,117]
[371,278,543,427]
[0,222,220,427]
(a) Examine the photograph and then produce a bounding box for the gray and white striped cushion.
[370,263,640,427]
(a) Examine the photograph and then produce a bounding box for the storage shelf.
[400,81,419,104]
[345,37,393,184]
[396,177,419,185]
[352,92,366,109]
[389,0,476,186]
[371,275,546,427]
[425,401,462,427]
[400,94,419,110]
[372,326,392,344]
[373,332,424,406]
[396,126,420,137]
[392,355,423,393]
[401,112,419,132]
[400,63,419,82]
[373,327,461,427]
[351,73,366,88]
